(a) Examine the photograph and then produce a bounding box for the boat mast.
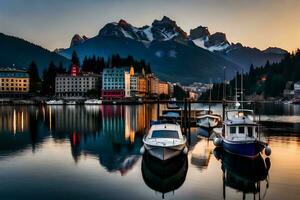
[223,66,226,100]
[241,69,243,109]
[235,71,238,106]
[209,78,212,111]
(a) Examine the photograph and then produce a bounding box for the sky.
[0,0,299,52]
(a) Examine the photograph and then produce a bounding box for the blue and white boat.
[214,109,271,158]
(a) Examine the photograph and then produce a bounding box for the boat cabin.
[224,110,259,141]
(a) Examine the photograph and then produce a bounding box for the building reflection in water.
[0,107,29,134]
[43,104,156,175]
[214,148,271,200]
[0,106,48,155]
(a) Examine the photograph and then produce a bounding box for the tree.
[71,50,80,66]
[28,61,40,93]
[41,61,58,95]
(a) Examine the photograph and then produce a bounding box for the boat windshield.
[226,110,254,121]
[151,130,179,139]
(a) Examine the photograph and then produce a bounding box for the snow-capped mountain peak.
[190,26,230,52]
[97,16,188,44]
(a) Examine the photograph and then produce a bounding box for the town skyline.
[1,0,300,52]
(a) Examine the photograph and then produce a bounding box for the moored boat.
[46,100,64,105]
[214,109,271,158]
[196,109,221,129]
[141,123,187,161]
[84,99,102,105]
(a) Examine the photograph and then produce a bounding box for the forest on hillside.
[203,49,300,100]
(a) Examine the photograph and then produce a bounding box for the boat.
[213,71,271,158]
[221,109,269,157]
[45,100,64,105]
[196,79,221,129]
[196,109,221,129]
[66,101,76,105]
[141,123,187,161]
[84,99,102,105]
[167,98,180,109]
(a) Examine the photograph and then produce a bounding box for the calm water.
[0,104,300,200]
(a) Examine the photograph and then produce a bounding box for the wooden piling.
[222,99,226,121]
[184,98,188,135]
[157,98,160,120]
[188,99,191,144]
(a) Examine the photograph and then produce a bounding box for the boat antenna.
[235,71,240,108]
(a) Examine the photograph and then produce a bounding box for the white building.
[294,81,300,98]
[55,73,100,98]
[130,76,138,96]
[102,67,131,99]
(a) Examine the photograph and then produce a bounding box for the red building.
[70,64,80,76]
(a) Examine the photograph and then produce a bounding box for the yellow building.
[146,74,159,95]
[137,76,147,96]
[0,68,30,93]
[158,81,169,95]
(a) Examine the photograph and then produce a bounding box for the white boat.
[196,109,221,129]
[142,123,187,161]
[84,99,102,105]
[46,100,64,105]
[66,101,76,105]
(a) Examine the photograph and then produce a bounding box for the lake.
[0,104,299,200]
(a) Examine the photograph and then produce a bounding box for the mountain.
[190,27,288,70]
[58,16,288,84]
[70,34,89,47]
[0,33,70,74]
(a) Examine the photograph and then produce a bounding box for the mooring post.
[157,98,160,120]
[188,99,191,144]
[222,99,226,121]
[184,98,187,135]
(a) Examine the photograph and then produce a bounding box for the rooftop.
[0,67,29,78]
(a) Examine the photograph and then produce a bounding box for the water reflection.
[0,105,156,175]
[214,148,270,200]
[190,138,213,170]
[0,104,300,200]
[141,154,188,198]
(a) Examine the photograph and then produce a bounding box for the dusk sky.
[0,0,299,52]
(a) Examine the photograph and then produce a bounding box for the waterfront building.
[70,64,80,76]
[137,76,147,97]
[0,67,30,97]
[102,67,131,99]
[130,66,148,97]
[146,74,159,96]
[55,71,100,98]
[294,81,300,98]
[158,81,169,95]
[130,66,138,97]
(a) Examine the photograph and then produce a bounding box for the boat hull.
[144,144,185,161]
[223,139,265,158]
